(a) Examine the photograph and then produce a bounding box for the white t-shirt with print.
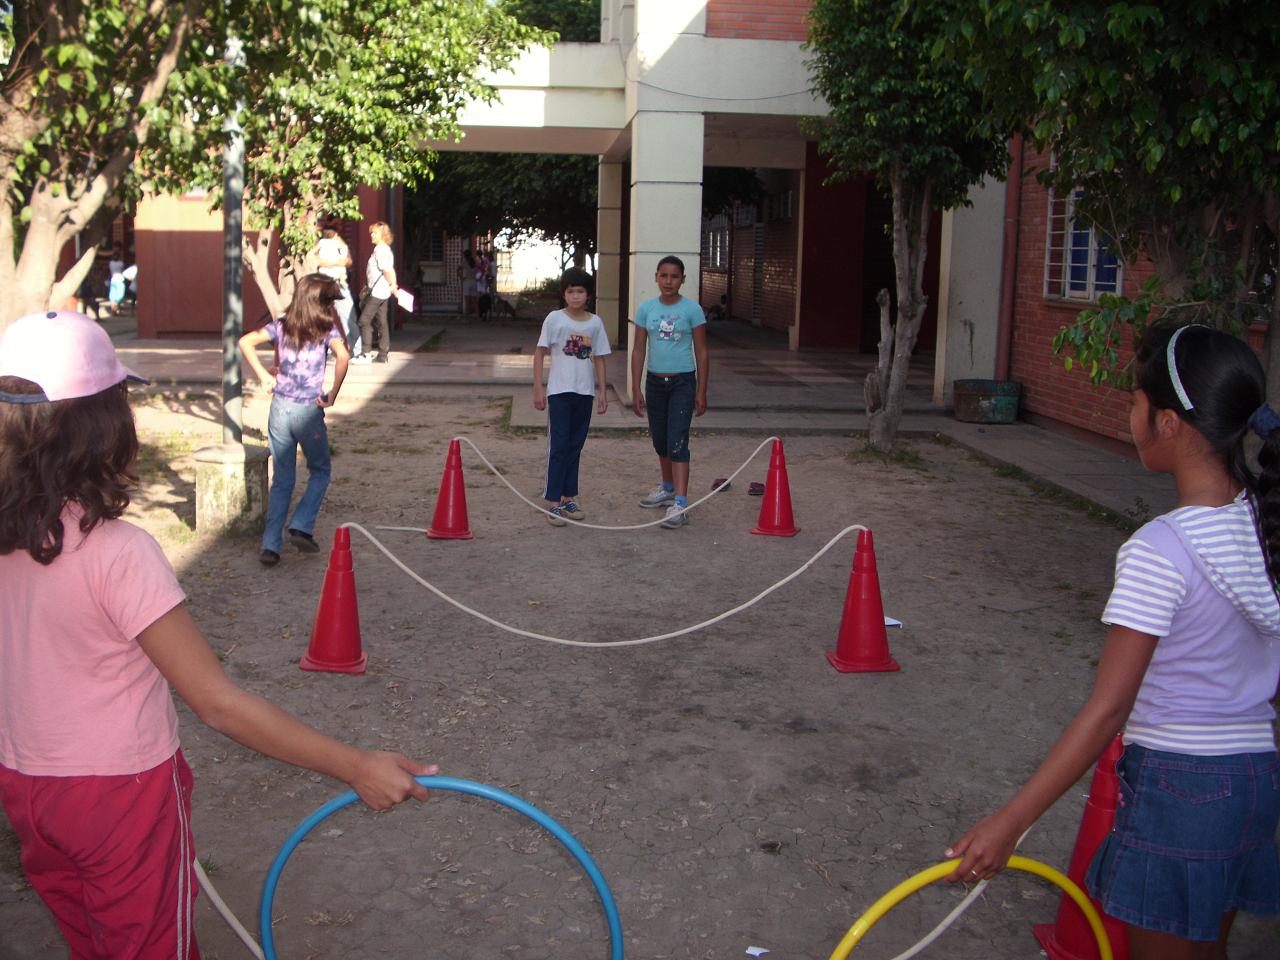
[537,310,611,397]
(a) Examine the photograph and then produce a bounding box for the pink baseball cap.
[0,311,148,403]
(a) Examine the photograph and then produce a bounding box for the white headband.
[1166,325,1198,411]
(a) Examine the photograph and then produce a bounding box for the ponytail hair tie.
[1248,403,1280,438]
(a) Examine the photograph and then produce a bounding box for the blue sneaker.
[546,505,568,526]
[560,500,586,520]
[639,487,676,509]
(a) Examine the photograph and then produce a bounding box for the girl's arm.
[594,355,608,414]
[319,338,350,409]
[693,325,709,416]
[532,346,548,410]
[138,605,435,810]
[238,328,276,393]
[629,325,648,417]
[944,624,1157,881]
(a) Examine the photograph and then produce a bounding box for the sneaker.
[560,500,586,520]
[639,487,676,509]
[350,352,373,365]
[259,549,281,566]
[546,505,568,526]
[659,503,687,528]
[289,529,320,553]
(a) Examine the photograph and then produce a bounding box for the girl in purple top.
[949,323,1280,957]
[239,274,350,565]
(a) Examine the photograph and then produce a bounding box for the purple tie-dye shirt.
[264,319,341,402]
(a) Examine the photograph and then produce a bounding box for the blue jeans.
[645,371,696,463]
[544,392,594,501]
[264,396,331,553]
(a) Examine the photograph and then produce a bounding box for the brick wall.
[759,209,797,332]
[700,269,728,310]
[1009,148,1154,443]
[706,0,811,41]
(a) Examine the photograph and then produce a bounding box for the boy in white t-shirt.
[532,268,611,525]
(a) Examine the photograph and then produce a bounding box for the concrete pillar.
[626,110,704,402]
[193,442,269,535]
[596,160,625,345]
[933,177,1005,406]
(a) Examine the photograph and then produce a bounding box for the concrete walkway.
[109,314,1175,524]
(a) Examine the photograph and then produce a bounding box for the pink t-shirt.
[0,508,186,775]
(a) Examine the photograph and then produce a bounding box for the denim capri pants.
[645,371,696,463]
[1085,743,1280,940]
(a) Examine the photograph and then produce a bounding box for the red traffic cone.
[427,438,473,540]
[300,527,368,675]
[826,529,900,672]
[1033,735,1129,960]
[751,439,799,537]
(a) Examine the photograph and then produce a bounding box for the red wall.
[706,0,811,41]
[1008,147,1152,442]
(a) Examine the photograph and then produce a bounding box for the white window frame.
[1044,187,1122,302]
[702,215,728,270]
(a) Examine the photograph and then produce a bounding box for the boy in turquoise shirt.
[630,256,710,528]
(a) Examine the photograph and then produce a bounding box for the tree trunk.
[867,165,932,451]
[244,228,286,321]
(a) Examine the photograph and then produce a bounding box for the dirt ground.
[2,377,1278,959]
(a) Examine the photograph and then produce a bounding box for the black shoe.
[289,529,320,553]
[373,354,389,364]
[259,549,280,566]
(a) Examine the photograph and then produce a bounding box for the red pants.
[0,751,200,959]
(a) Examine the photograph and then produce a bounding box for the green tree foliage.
[806,0,1009,449]
[951,1,1280,393]
[500,0,599,42]
[0,0,541,325]
[407,0,599,268]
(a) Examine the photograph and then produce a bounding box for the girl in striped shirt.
[948,323,1280,957]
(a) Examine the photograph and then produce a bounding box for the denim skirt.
[1086,743,1280,940]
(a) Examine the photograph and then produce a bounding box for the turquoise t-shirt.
[634,296,705,374]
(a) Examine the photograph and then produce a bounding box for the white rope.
[343,522,866,648]
[886,828,1034,960]
[450,435,780,530]
[196,860,264,960]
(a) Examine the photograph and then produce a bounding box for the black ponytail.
[1135,322,1280,587]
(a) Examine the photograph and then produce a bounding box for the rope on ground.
[342,521,866,648]
[450,435,780,530]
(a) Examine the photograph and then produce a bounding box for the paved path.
[110,315,1175,523]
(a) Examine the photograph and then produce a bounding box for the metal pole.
[222,31,246,444]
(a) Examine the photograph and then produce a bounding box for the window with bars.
[702,215,728,270]
[1045,188,1121,301]
[421,226,446,263]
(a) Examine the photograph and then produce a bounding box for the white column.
[626,111,704,401]
[595,160,624,345]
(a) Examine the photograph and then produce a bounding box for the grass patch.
[136,433,200,483]
[846,442,929,474]
[414,330,447,352]
[968,451,1139,532]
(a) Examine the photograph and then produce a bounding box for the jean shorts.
[1085,743,1280,941]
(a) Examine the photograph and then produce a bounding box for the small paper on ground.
[745,948,769,957]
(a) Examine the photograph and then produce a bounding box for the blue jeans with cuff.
[645,371,696,463]
[544,392,594,501]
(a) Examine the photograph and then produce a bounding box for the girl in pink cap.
[0,311,437,958]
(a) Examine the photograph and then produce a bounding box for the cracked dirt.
[2,389,1276,959]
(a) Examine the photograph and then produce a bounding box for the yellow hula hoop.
[828,856,1114,960]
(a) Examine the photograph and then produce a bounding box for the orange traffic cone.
[427,438,473,540]
[300,527,368,675]
[826,529,900,672]
[1033,735,1129,960]
[751,439,799,537]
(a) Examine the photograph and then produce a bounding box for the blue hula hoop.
[259,775,624,960]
